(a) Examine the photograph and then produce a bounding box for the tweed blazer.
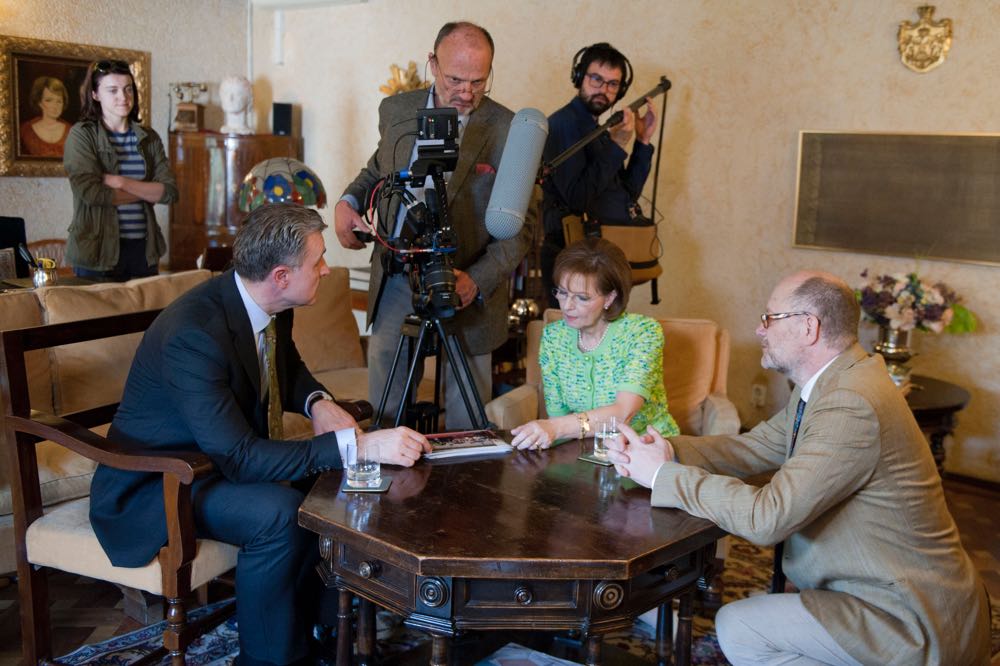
[653,344,990,665]
[342,89,533,355]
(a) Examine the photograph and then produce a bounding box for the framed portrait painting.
[0,35,150,177]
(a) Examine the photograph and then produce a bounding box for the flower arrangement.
[857,270,977,333]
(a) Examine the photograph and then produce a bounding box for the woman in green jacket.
[63,60,177,281]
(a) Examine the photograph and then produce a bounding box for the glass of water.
[346,441,381,488]
[594,416,619,459]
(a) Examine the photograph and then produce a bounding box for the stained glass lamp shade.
[237,157,327,212]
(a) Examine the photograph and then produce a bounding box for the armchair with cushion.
[485,308,740,436]
[1,310,239,665]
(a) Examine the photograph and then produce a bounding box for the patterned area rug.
[56,539,1000,665]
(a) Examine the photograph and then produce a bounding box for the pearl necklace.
[578,324,610,353]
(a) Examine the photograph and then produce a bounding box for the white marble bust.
[220,75,253,135]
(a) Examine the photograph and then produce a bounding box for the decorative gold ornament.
[379,61,430,96]
[898,5,952,73]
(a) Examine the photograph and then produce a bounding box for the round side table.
[906,375,970,474]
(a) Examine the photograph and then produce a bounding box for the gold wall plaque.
[898,5,952,73]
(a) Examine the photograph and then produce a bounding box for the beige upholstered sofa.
[0,267,371,575]
[485,309,740,436]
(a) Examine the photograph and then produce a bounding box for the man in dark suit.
[608,271,989,665]
[334,21,533,430]
[90,203,430,666]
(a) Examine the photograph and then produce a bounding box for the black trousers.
[192,476,324,666]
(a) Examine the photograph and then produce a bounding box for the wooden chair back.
[0,310,234,664]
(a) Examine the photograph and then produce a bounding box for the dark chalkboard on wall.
[793,131,1000,266]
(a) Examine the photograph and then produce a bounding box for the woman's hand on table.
[510,419,559,450]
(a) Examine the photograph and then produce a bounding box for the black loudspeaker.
[0,216,29,277]
[273,102,292,136]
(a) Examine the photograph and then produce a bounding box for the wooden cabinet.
[167,132,302,270]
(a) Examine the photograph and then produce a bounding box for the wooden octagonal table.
[299,439,725,666]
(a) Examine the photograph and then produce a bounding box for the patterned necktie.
[771,398,806,594]
[264,318,283,439]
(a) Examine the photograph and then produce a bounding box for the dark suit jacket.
[342,89,533,355]
[90,271,343,567]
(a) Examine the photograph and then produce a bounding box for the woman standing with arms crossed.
[64,60,177,281]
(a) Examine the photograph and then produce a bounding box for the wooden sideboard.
[167,132,302,270]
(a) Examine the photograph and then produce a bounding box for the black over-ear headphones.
[570,42,633,101]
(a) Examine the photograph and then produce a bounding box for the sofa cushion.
[292,268,365,374]
[0,289,53,414]
[25,497,238,594]
[37,270,212,415]
[0,425,108,517]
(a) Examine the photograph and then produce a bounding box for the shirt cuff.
[340,194,360,211]
[336,426,356,466]
[649,441,679,488]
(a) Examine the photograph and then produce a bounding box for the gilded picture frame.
[0,35,150,177]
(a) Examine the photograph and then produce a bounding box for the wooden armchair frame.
[1,309,235,664]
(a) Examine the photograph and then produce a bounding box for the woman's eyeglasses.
[551,287,594,305]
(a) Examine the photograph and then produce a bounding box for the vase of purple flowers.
[857,270,977,387]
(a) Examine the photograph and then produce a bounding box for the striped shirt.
[107,129,147,240]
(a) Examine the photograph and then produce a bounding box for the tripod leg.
[434,319,490,430]
[374,329,410,427]
[393,321,432,427]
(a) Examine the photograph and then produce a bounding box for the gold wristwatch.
[576,412,591,440]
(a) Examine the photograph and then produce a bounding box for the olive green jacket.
[63,120,177,272]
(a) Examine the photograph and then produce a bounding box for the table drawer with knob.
[334,543,413,608]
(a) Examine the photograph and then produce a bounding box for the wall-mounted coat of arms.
[898,5,952,73]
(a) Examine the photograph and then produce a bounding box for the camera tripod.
[373,312,491,433]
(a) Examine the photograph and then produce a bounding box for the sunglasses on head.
[93,60,130,73]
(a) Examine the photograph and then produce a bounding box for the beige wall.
[253,0,1000,481]
[1,1,996,481]
[0,0,247,244]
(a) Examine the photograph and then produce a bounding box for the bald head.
[433,21,494,55]
[782,270,860,351]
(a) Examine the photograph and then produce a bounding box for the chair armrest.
[699,393,741,436]
[335,399,373,423]
[485,384,539,430]
[10,411,214,484]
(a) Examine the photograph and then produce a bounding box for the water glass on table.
[346,441,381,488]
[594,416,619,460]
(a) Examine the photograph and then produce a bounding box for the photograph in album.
[424,429,512,460]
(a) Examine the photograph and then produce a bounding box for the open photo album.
[424,429,513,460]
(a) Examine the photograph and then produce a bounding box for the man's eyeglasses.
[552,287,594,305]
[93,60,130,73]
[431,55,489,92]
[759,311,814,328]
[584,72,621,92]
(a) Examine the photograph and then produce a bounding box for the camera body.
[383,108,462,320]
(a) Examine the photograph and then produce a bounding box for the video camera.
[369,108,462,320]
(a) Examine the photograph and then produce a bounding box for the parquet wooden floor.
[1,476,997,665]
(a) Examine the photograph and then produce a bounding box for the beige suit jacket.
[654,344,990,665]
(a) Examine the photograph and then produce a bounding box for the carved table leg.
[336,589,353,666]
[929,428,949,474]
[584,634,602,666]
[357,598,376,666]
[430,634,451,666]
[655,600,673,666]
[674,591,694,666]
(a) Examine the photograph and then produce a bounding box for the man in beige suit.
[608,271,990,665]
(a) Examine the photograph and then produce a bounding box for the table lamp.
[237,157,327,212]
